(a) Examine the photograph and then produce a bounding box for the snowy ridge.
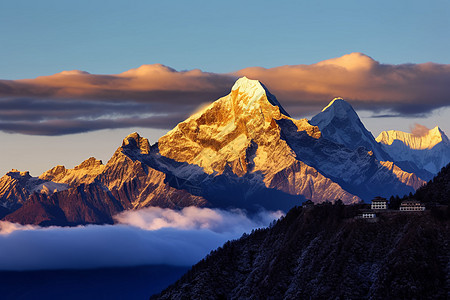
[376,127,450,174]
[39,157,105,186]
[376,126,448,150]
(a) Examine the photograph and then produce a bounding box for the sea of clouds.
[0,207,282,271]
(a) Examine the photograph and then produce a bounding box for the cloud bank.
[0,207,282,271]
[1,53,449,135]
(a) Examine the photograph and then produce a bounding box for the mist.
[411,123,431,137]
[0,207,282,271]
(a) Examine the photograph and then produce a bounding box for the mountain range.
[1,77,448,226]
[376,126,450,176]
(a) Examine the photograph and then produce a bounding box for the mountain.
[310,98,391,161]
[153,204,449,299]
[5,133,207,226]
[376,126,450,175]
[0,169,68,210]
[158,77,359,204]
[1,77,430,225]
[158,78,425,201]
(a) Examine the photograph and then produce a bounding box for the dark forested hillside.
[152,204,449,299]
[415,163,450,205]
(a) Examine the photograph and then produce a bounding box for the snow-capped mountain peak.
[230,77,290,117]
[322,97,354,113]
[313,98,360,126]
[158,77,319,175]
[310,98,391,161]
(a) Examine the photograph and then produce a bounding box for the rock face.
[39,157,105,186]
[153,205,449,300]
[0,170,68,210]
[0,77,434,225]
[377,127,450,175]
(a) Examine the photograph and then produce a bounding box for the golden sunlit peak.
[321,97,345,112]
[231,76,263,91]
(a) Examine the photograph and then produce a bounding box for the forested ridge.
[152,164,449,299]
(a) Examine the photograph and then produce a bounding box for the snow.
[231,77,290,116]
[32,182,69,194]
[376,127,450,174]
[376,126,448,150]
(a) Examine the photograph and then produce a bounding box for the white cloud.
[114,206,282,233]
[0,207,282,271]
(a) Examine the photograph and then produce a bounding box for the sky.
[0,0,449,175]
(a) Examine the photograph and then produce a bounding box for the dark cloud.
[1,54,449,135]
[0,98,191,135]
[368,114,403,118]
[0,207,282,271]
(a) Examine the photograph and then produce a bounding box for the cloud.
[0,66,236,135]
[410,123,430,137]
[114,206,282,233]
[236,53,450,116]
[0,207,282,271]
[1,53,450,135]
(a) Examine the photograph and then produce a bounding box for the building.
[371,196,388,210]
[360,211,376,219]
[356,209,377,221]
[400,200,425,211]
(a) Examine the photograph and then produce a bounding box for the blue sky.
[0,0,449,175]
[1,0,449,79]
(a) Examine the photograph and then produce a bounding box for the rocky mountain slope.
[0,170,68,210]
[153,204,449,299]
[377,126,450,175]
[1,77,430,225]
